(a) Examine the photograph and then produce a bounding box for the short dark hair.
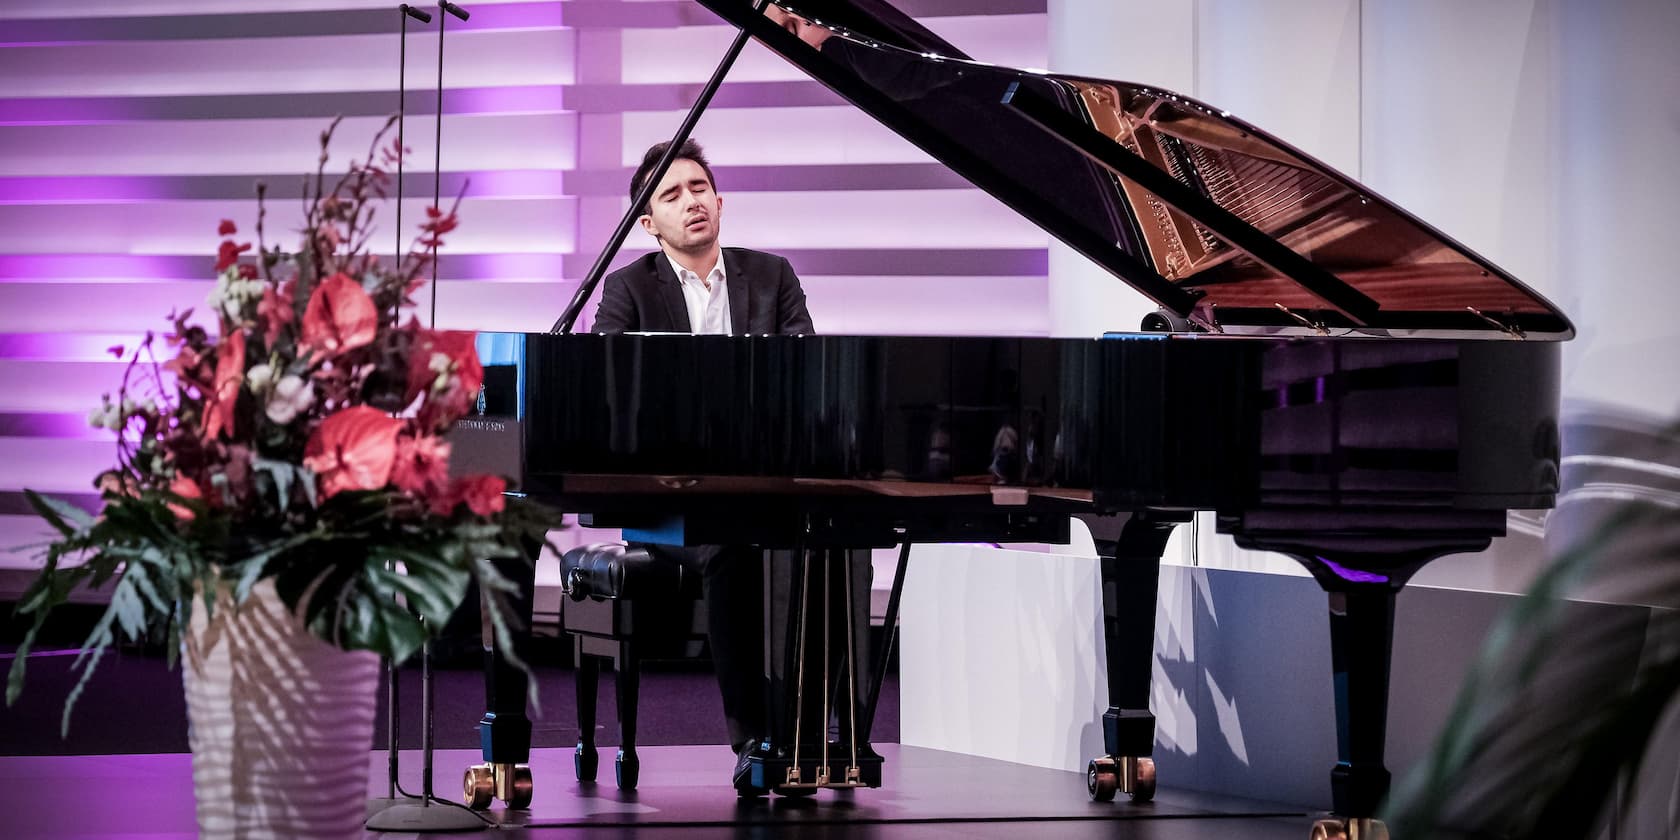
[630,139,717,213]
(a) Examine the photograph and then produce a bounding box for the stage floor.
[0,743,1326,839]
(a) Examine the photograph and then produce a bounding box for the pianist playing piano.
[590,139,833,795]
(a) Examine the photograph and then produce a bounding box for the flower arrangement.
[7,117,553,732]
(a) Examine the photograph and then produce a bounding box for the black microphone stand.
[366,3,432,828]
[366,4,485,835]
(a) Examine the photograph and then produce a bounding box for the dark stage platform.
[0,743,1318,839]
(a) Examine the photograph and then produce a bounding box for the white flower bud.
[265,374,315,424]
[247,363,276,392]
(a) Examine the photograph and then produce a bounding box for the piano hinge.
[1274,303,1330,336]
[1465,306,1527,339]
[1189,301,1223,334]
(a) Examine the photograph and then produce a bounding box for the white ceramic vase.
[182,578,380,840]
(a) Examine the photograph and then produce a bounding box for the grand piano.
[456,1,1573,837]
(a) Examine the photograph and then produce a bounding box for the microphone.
[427,0,468,328]
[400,3,431,22]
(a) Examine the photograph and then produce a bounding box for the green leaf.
[250,455,296,513]
[24,490,96,538]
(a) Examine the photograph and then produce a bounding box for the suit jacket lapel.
[652,255,691,332]
[724,249,749,335]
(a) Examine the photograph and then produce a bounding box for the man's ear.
[638,213,658,240]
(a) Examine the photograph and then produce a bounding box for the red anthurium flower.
[436,474,505,517]
[405,329,483,427]
[201,328,245,441]
[215,239,251,272]
[391,433,452,499]
[302,405,403,500]
[217,219,237,236]
[300,272,378,357]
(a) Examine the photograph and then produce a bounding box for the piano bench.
[559,542,706,790]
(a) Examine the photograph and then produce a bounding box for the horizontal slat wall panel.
[0,29,576,97]
[624,106,936,165]
[0,198,579,253]
[0,0,1053,548]
[0,114,580,176]
[0,361,127,412]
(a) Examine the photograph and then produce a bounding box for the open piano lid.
[697,0,1574,340]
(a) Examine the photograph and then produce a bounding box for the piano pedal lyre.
[462,761,533,810]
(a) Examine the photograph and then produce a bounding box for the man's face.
[639,158,723,254]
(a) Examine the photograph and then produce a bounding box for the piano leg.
[1316,586,1397,840]
[1228,511,1502,840]
[1085,511,1186,803]
[463,535,539,810]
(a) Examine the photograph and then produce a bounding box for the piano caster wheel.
[1087,757,1119,802]
[774,784,818,798]
[464,762,534,810]
[1311,818,1388,840]
[1124,756,1156,803]
[575,741,599,782]
[615,750,640,790]
[1087,755,1155,803]
[505,765,534,810]
[463,764,494,810]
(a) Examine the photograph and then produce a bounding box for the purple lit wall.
[0,1,1050,561]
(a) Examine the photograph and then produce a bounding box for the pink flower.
[391,433,452,499]
[215,239,251,272]
[202,329,245,441]
[167,475,203,522]
[300,273,377,358]
[258,280,296,345]
[302,406,403,500]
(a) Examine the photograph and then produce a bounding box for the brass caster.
[1087,756,1119,802]
[463,764,494,810]
[1122,756,1156,803]
[500,764,534,810]
[1311,818,1389,840]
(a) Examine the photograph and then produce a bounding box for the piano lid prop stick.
[551,0,773,334]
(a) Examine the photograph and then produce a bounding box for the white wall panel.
[1556,0,1680,415]
[1360,0,1557,297]
[1196,0,1362,176]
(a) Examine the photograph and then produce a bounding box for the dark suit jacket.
[591,248,815,335]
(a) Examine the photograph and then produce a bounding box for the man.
[592,139,813,335]
[592,139,816,795]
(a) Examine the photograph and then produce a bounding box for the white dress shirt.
[668,251,732,335]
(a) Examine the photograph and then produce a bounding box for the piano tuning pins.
[1274,303,1330,335]
[1466,306,1527,339]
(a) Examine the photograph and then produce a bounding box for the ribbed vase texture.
[182,579,379,840]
